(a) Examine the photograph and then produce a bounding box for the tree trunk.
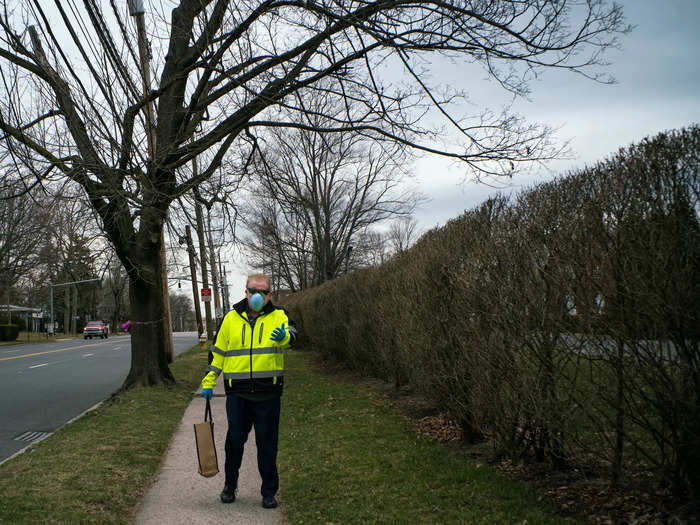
[121,233,175,390]
[63,286,70,335]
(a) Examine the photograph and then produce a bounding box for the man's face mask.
[249,292,264,311]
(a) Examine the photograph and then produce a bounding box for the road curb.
[0,400,104,468]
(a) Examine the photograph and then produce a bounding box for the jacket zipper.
[249,319,255,391]
[235,324,246,389]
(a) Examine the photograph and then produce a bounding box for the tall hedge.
[282,126,700,498]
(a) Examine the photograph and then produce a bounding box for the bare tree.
[388,217,420,254]
[244,197,315,292]
[0,0,628,388]
[0,185,48,322]
[104,258,130,332]
[9,192,109,331]
[42,195,106,333]
[243,92,422,288]
[169,293,195,332]
[353,228,391,268]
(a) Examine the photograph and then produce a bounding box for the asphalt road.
[0,331,200,464]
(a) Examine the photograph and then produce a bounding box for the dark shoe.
[262,495,278,509]
[220,485,236,504]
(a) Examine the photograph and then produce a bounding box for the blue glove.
[202,388,213,400]
[270,323,286,342]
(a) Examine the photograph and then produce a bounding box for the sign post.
[201,288,212,302]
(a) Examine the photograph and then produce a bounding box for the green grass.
[0,344,209,525]
[0,345,578,524]
[279,350,578,524]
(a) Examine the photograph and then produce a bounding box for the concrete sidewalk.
[134,380,283,525]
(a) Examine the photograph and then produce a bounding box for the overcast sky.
[202,0,700,301]
[411,0,700,231]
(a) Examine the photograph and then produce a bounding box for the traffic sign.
[201,288,212,302]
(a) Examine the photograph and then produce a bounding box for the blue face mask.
[249,292,264,312]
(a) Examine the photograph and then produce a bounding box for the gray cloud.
[412,0,700,233]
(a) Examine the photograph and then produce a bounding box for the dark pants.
[224,393,281,497]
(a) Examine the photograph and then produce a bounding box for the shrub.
[282,125,700,499]
[0,324,21,341]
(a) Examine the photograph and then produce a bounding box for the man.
[201,273,296,509]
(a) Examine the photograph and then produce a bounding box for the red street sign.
[201,288,212,302]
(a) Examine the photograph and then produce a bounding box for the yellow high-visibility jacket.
[201,298,296,395]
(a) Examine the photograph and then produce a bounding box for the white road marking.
[29,363,49,369]
[83,353,94,357]
[0,341,104,362]
[0,349,23,355]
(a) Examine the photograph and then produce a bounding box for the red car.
[83,320,109,339]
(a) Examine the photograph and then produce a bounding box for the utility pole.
[129,0,156,158]
[129,0,173,362]
[49,285,53,335]
[193,172,213,344]
[181,225,204,336]
[219,259,230,312]
[206,209,222,319]
[221,266,231,312]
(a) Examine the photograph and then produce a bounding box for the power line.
[29,0,114,139]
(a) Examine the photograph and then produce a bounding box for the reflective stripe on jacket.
[201,298,295,394]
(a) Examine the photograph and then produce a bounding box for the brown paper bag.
[194,398,219,477]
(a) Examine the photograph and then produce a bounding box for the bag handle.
[204,398,213,423]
